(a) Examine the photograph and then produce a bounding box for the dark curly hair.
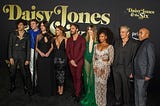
[97,27,114,45]
[16,19,27,26]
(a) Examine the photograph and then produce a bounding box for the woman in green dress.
[80,25,97,106]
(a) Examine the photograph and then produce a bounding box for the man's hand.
[10,58,14,65]
[144,76,151,81]
[129,73,133,78]
[70,60,77,67]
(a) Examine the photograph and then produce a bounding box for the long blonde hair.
[85,25,97,42]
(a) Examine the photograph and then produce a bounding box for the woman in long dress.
[53,25,67,95]
[93,27,114,106]
[80,25,97,106]
[35,21,53,96]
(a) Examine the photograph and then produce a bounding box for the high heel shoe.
[59,90,63,96]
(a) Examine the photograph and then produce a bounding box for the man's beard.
[70,31,76,36]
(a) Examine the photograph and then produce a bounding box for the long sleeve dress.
[93,44,114,106]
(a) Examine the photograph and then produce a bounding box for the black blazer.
[112,38,138,76]
[8,31,30,61]
[134,39,155,79]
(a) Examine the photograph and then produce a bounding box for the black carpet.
[0,64,160,106]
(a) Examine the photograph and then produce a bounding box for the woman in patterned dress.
[53,25,67,95]
[93,27,114,106]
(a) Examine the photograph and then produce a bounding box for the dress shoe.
[9,86,16,94]
[123,104,130,106]
[114,101,122,106]
[24,87,31,95]
[59,93,63,96]
[71,93,76,98]
[31,86,38,95]
[74,96,80,103]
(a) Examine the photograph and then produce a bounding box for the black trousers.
[113,65,131,105]
[9,58,31,90]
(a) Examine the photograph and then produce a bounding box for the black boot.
[9,78,16,94]
[71,92,76,98]
[74,96,80,103]
[9,85,16,94]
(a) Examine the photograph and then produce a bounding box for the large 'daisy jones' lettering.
[2,4,111,26]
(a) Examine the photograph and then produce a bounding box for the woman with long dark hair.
[35,21,54,96]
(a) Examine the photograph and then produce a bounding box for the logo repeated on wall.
[126,8,155,19]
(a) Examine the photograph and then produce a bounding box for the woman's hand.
[45,52,50,57]
[25,61,30,65]
[93,66,98,74]
[39,52,45,57]
[145,76,151,81]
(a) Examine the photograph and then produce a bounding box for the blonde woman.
[81,25,97,106]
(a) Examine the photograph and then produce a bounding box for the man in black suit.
[8,19,31,94]
[134,28,155,106]
[112,25,138,106]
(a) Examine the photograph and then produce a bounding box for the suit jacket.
[8,30,30,61]
[134,39,155,79]
[66,35,86,64]
[112,38,138,76]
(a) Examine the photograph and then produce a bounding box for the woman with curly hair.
[93,27,114,106]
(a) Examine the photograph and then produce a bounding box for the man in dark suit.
[112,25,138,106]
[8,19,31,94]
[66,23,86,103]
[134,28,155,106]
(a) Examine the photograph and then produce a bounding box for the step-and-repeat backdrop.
[1,0,159,75]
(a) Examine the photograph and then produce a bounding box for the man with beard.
[66,23,86,103]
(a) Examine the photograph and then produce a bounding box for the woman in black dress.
[35,21,53,96]
[53,25,67,95]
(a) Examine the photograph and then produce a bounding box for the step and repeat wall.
[1,0,160,75]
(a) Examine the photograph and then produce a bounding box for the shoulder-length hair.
[55,25,66,37]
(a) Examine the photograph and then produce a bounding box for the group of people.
[8,19,155,106]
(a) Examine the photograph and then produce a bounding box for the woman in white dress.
[93,27,114,106]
